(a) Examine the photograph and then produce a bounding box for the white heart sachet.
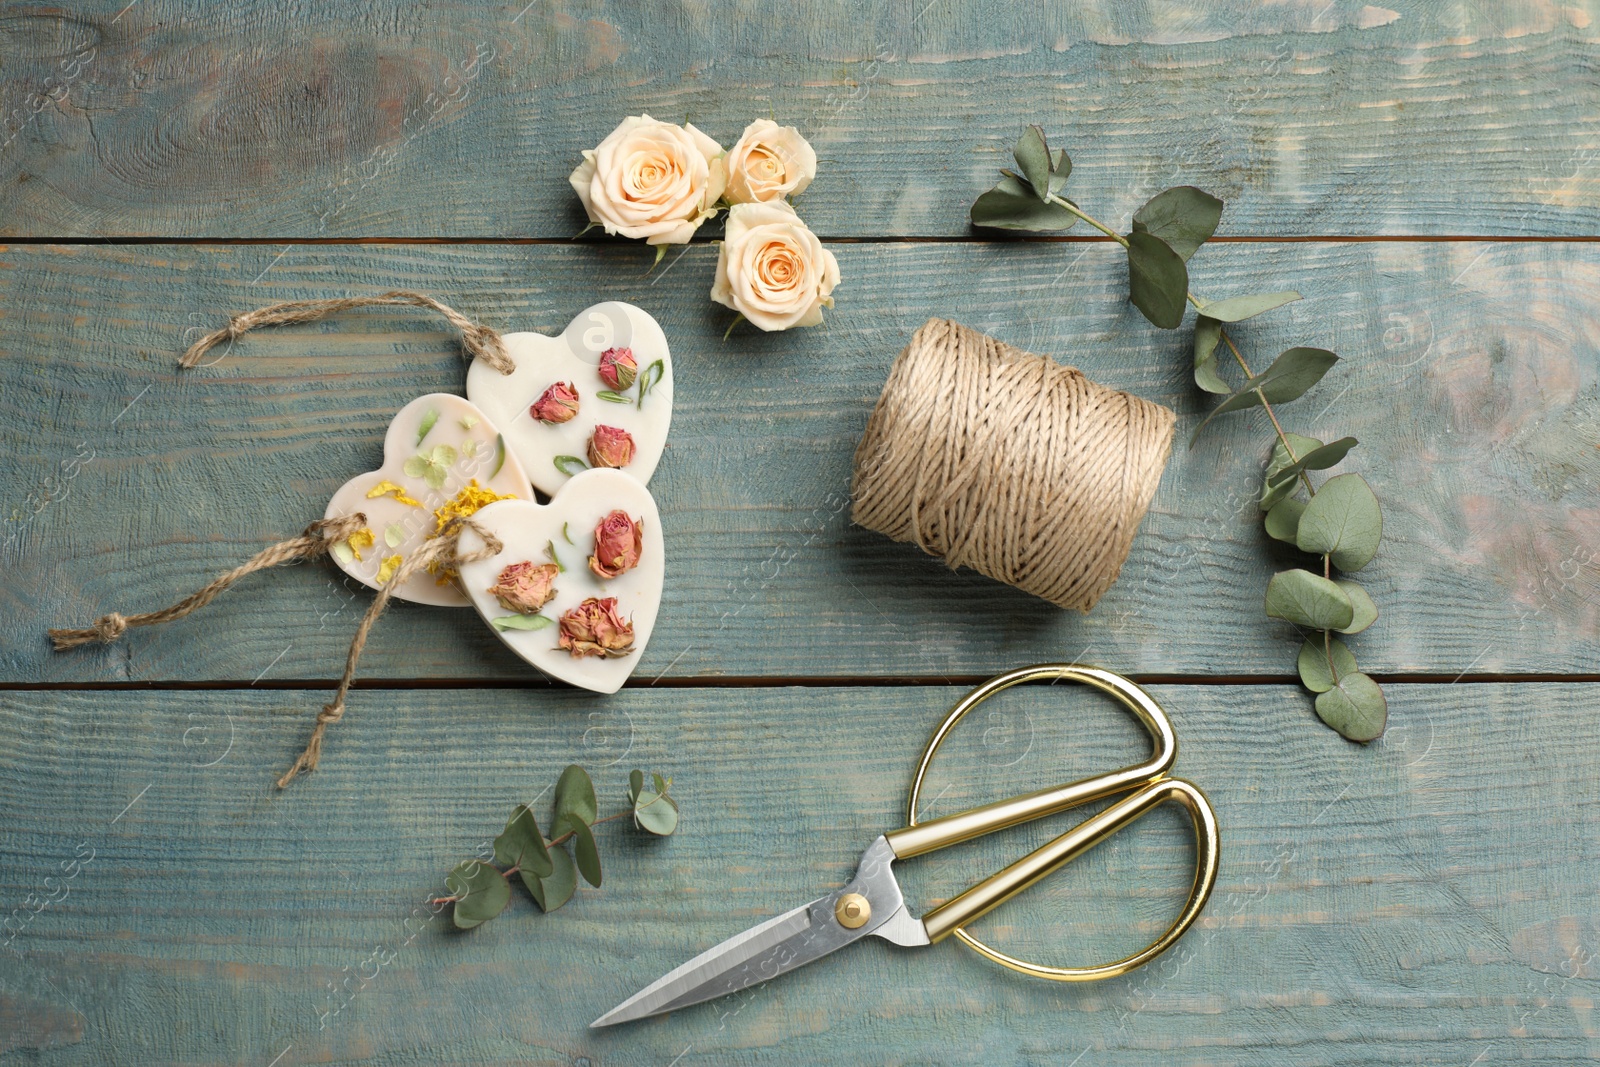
[465,301,673,496]
[323,393,532,607]
[456,468,664,694]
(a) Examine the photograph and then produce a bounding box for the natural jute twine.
[850,318,1175,612]
[179,290,515,375]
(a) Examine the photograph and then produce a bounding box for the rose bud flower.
[589,510,643,579]
[587,424,636,469]
[598,346,638,390]
[531,381,580,424]
[488,560,559,613]
[558,596,635,658]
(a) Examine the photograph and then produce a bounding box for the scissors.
[592,665,1220,1027]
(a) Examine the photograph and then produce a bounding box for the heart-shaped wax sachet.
[323,393,533,607]
[465,301,673,497]
[456,468,664,694]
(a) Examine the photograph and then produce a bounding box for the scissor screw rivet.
[835,893,871,929]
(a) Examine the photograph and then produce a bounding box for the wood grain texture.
[3,240,1597,682]
[5,0,1600,237]
[1,682,1596,1065]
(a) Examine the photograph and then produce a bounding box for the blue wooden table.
[4,3,1599,1063]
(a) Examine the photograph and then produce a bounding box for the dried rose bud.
[488,560,559,613]
[530,381,580,424]
[598,346,638,390]
[589,510,643,579]
[587,424,636,469]
[558,596,635,658]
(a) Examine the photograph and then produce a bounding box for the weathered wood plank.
[1,682,1595,1064]
[4,240,1597,682]
[4,1,1600,237]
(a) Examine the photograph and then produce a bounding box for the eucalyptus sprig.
[971,126,1387,742]
[435,765,680,929]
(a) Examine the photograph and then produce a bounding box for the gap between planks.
[6,235,1600,246]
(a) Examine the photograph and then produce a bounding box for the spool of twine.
[851,318,1175,612]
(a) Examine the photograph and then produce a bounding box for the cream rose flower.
[711,201,841,331]
[723,120,817,204]
[569,115,727,245]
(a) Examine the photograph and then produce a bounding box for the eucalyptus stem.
[1046,194,1129,245]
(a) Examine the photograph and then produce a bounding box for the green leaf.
[545,540,565,573]
[430,444,457,467]
[634,791,680,836]
[1195,291,1301,323]
[1315,673,1388,741]
[558,816,602,887]
[1190,347,1339,442]
[417,408,440,445]
[490,434,506,478]
[970,175,1080,231]
[491,614,554,631]
[494,804,553,878]
[330,540,355,566]
[1264,569,1355,631]
[1336,579,1379,634]
[637,358,665,409]
[596,390,630,404]
[553,764,597,826]
[652,244,669,267]
[1295,473,1383,572]
[1047,147,1070,193]
[628,769,645,804]
[402,456,428,479]
[1267,437,1359,490]
[459,415,479,430]
[1193,316,1229,394]
[1297,635,1358,693]
[528,846,576,912]
[1012,125,1053,199]
[561,522,573,545]
[652,773,668,795]
[1267,434,1326,482]
[384,523,405,548]
[1131,186,1223,262]
[1125,231,1189,329]
[554,455,589,476]
[445,860,510,929]
[1264,496,1308,543]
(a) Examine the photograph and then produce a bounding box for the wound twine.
[850,318,1175,612]
[179,290,515,375]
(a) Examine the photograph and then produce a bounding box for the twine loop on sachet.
[851,318,1175,612]
[179,290,515,375]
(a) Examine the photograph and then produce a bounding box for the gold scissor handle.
[886,664,1221,982]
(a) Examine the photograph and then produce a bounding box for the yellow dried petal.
[345,527,375,562]
[432,479,516,537]
[367,480,424,507]
[375,554,402,585]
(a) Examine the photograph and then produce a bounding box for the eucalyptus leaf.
[528,845,576,912]
[1131,186,1223,262]
[1047,147,1071,193]
[1190,348,1339,442]
[1264,496,1308,543]
[1267,436,1359,490]
[634,791,680,836]
[652,773,668,795]
[1297,635,1358,693]
[1193,316,1229,394]
[553,764,597,826]
[1195,290,1302,323]
[970,175,1080,231]
[1259,476,1297,513]
[1264,569,1355,631]
[628,769,645,804]
[494,804,553,878]
[491,614,554,631]
[1267,434,1326,483]
[445,860,510,929]
[1012,125,1053,199]
[1336,579,1379,634]
[1315,672,1388,741]
[1125,231,1189,330]
[1295,473,1383,572]
[557,815,602,887]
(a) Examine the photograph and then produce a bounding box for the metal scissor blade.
[592,836,923,1028]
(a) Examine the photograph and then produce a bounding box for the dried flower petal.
[367,480,424,507]
[531,381,581,424]
[489,561,560,614]
[587,424,636,469]
[558,597,635,658]
[598,347,638,391]
[345,527,376,562]
[376,554,402,585]
[589,510,643,579]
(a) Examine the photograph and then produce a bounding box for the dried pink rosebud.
[558,596,635,658]
[531,381,580,424]
[598,346,638,390]
[488,560,559,614]
[587,424,636,469]
[589,510,643,579]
